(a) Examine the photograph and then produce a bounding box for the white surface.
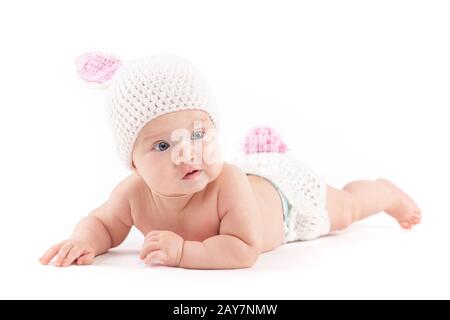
[3,220,450,299]
[1,0,449,299]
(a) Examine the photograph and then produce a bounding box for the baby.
[40,53,422,269]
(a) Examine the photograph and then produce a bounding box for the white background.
[0,0,449,299]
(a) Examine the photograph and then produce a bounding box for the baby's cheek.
[205,163,224,181]
[202,142,222,165]
[143,161,170,182]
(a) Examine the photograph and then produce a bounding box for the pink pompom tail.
[243,126,288,154]
[75,52,122,84]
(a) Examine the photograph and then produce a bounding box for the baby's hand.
[39,239,95,267]
[140,230,184,267]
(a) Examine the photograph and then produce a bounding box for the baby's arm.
[179,165,262,269]
[40,178,133,267]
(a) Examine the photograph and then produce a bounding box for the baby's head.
[76,52,222,196]
[132,109,223,196]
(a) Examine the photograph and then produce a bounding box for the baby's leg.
[326,178,422,232]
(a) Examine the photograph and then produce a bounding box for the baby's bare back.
[129,166,285,253]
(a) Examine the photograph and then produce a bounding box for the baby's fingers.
[139,241,161,260]
[55,243,74,267]
[39,244,62,265]
[61,246,84,267]
[76,252,95,265]
[144,250,166,266]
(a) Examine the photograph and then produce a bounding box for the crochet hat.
[75,52,219,169]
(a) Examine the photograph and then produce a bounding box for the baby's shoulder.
[215,163,252,201]
[110,173,147,203]
[216,162,248,185]
[215,163,257,218]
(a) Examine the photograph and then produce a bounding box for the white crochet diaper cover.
[233,152,330,242]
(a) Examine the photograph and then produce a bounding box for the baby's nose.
[174,141,199,165]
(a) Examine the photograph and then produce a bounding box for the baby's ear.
[75,52,122,89]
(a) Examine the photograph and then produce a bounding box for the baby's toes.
[411,216,421,225]
[400,221,412,229]
[412,211,422,224]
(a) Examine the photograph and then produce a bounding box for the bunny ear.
[75,52,122,88]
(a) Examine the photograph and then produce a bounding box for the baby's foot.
[376,178,422,229]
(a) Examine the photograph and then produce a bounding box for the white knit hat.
[76,52,219,169]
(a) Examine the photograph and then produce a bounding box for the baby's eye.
[191,129,205,140]
[152,141,171,152]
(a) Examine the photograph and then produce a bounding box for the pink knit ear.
[75,52,122,85]
[243,126,288,154]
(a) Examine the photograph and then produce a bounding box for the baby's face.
[132,110,223,196]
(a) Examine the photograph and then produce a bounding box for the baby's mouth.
[183,169,202,180]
